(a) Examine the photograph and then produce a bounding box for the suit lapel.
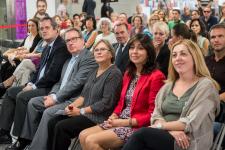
[67,50,84,81]
[68,57,79,80]
[130,75,148,111]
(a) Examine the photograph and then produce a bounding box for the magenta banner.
[15,0,27,39]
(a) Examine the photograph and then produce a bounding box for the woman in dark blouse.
[47,39,122,150]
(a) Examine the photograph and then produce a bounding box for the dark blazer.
[31,35,71,88]
[156,44,170,77]
[113,43,129,74]
[82,0,96,17]
[50,48,98,102]
[200,16,218,31]
[114,70,165,128]
[19,34,42,52]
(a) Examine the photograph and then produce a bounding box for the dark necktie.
[115,44,124,66]
[42,45,51,66]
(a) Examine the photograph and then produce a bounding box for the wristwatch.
[156,123,163,129]
[80,108,85,115]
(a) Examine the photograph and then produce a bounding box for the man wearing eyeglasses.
[17,28,97,150]
[201,6,218,31]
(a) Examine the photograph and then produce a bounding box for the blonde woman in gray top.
[123,39,220,150]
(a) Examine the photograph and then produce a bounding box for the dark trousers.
[0,86,49,136]
[122,127,174,150]
[0,86,23,131]
[12,87,50,137]
[48,115,96,150]
[0,60,20,97]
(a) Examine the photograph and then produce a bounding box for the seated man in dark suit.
[0,17,70,148]
[16,28,97,150]
[113,23,130,74]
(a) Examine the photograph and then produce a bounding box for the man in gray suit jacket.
[14,28,97,150]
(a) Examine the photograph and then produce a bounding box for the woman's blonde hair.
[152,21,169,38]
[167,39,220,90]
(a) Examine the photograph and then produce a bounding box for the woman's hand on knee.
[169,131,190,149]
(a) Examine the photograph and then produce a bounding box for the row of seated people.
[0,16,224,150]
[0,16,171,96]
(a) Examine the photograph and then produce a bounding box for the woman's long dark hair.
[126,34,156,78]
[190,18,208,38]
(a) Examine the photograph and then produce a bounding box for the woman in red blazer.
[79,33,165,150]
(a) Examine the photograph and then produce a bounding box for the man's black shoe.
[0,130,11,144]
[5,140,22,150]
[0,83,5,89]
[5,139,29,150]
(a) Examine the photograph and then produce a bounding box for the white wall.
[26,0,56,19]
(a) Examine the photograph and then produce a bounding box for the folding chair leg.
[212,124,225,150]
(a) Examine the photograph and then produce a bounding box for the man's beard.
[38,10,45,15]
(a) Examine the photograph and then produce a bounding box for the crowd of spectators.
[0,0,225,150]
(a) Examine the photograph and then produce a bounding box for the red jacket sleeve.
[134,70,165,128]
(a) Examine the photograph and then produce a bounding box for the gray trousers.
[13,59,36,86]
[20,96,71,150]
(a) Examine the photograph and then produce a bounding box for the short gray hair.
[97,17,113,32]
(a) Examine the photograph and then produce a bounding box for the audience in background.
[219,4,225,23]
[168,9,184,30]
[95,17,117,45]
[82,15,98,50]
[33,0,49,20]
[201,6,218,31]
[113,23,130,74]
[168,23,197,50]
[82,0,96,18]
[190,18,210,56]
[152,21,170,77]
[146,14,160,38]
[130,15,147,38]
